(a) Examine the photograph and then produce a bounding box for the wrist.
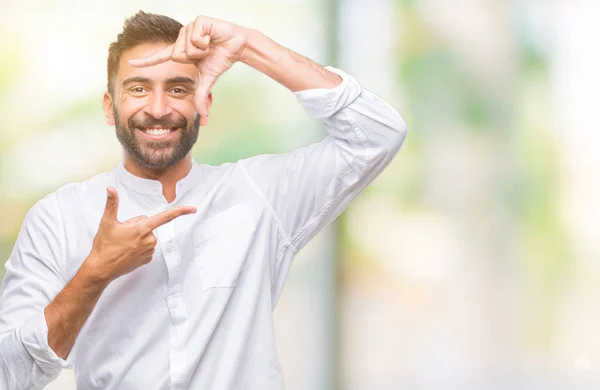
[235,28,341,92]
[237,27,263,66]
[79,251,113,289]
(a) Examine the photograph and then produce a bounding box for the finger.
[193,15,215,43]
[102,187,119,221]
[142,253,154,264]
[186,22,209,60]
[195,78,215,117]
[146,234,157,248]
[190,19,211,50]
[144,206,197,231]
[129,45,174,67]
[124,215,148,224]
[191,35,211,51]
[184,22,193,56]
[172,26,192,64]
[195,90,207,118]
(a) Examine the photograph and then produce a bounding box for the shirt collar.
[114,159,203,195]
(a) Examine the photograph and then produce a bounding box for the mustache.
[128,115,187,129]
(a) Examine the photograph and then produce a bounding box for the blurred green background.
[1,0,599,389]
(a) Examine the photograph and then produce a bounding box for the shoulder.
[29,168,117,220]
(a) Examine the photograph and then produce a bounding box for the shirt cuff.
[20,309,72,372]
[293,66,362,119]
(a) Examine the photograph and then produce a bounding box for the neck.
[123,153,193,203]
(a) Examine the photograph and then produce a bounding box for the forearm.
[239,28,342,92]
[44,254,109,359]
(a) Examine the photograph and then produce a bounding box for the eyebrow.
[122,76,196,87]
[122,76,151,86]
[166,77,196,86]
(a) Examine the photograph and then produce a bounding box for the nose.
[144,90,173,119]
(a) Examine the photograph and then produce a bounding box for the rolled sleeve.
[292,66,362,119]
[21,309,71,371]
[0,194,69,389]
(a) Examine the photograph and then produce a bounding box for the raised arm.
[129,16,408,299]
[240,67,407,297]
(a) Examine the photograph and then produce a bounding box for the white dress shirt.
[0,66,407,390]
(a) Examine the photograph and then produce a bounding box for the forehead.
[117,43,198,86]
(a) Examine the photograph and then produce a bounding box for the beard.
[114,108,201,170]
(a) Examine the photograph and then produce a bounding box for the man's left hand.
[129,16,248,116]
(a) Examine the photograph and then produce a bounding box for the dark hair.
[107,11,182,95]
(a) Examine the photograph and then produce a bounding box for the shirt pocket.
[192,203,254,290]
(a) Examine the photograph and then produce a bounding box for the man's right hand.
[85,186,196,284]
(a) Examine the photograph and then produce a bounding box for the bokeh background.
[1,0,598,389]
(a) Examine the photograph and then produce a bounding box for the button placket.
[156,220,190,389]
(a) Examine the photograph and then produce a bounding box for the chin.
[135,151,178,170]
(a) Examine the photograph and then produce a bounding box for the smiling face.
[103,42,212,170]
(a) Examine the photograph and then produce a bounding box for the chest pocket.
[192,203,255,290]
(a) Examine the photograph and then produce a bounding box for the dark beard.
[114,108,200,170]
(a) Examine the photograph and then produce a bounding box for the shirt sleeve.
[0,194,71,390]
[239,66,408,296]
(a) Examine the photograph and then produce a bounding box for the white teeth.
[144,128,172,136]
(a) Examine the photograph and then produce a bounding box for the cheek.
[169,98,197,122]
[118,98,147,123]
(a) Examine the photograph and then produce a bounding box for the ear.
[199,92,213,127]
[103,92,115,126]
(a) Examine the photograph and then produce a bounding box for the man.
[0,10,407,390]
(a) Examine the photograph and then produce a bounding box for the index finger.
[144,206,197,230]
[128,45,174,68]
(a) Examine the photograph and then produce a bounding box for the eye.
[129,86,147,95]
[170,87,190,96]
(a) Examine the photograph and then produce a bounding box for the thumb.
[102,186,119,222]
[195,84,212,118]
[194,35,210,50]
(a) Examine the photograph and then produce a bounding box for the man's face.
[105,43,208,170]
